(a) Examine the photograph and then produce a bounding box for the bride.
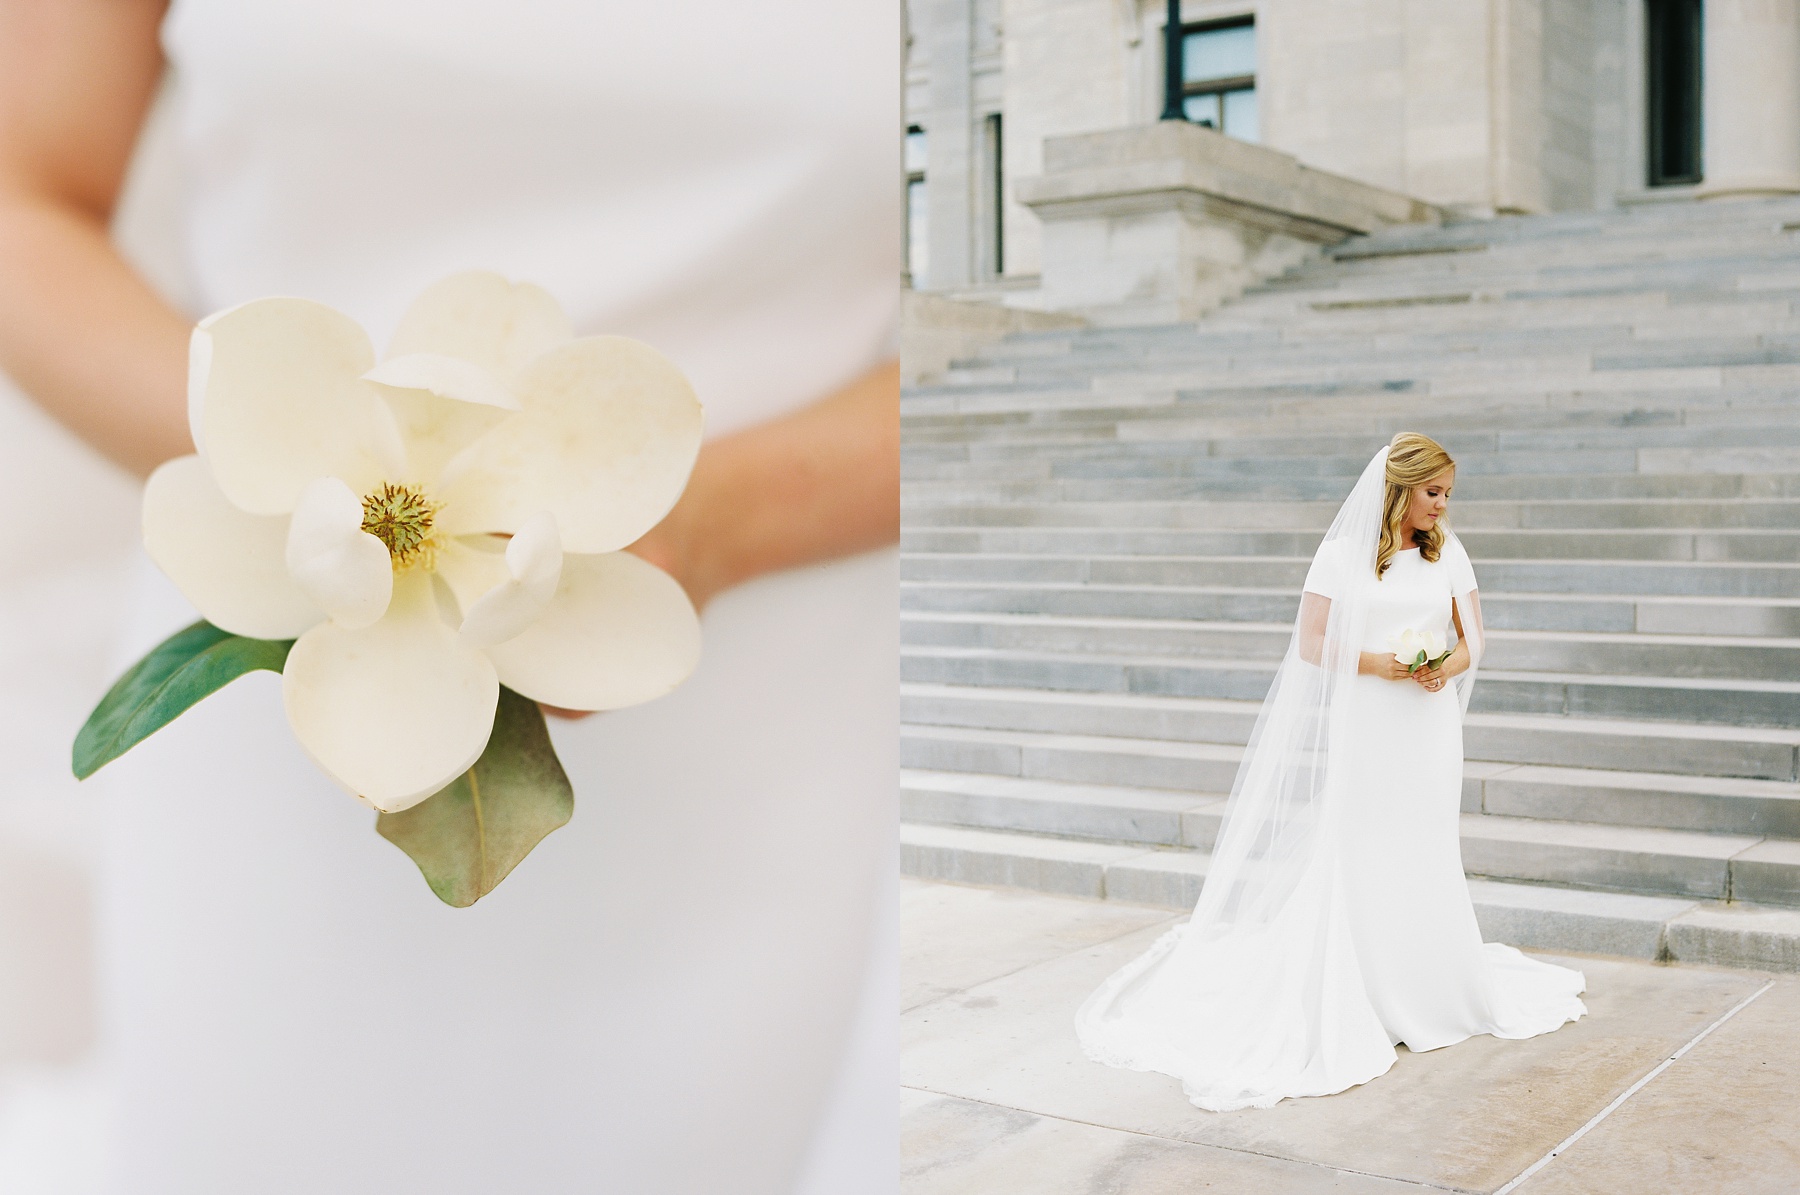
[1075,432,1587,1112]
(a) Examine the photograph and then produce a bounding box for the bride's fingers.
[541,705,598,720]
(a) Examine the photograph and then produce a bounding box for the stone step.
[1248,253,1800,297]
[900,498,1800,531]
[902,419,1800,455]
[915,358,1800,398]
[901,768,1800,902]
[987,340,1800,385]
[899,553,1800,599]
[901,471,1800,503]
[898,821,1800,970]
[899,684,1800,784]
[901,647,1800,726]
[914,419,1800,457]
[899,525,1800,564]
[961,308,1800,369]
[922,423,1800,457]
[900,612,1800,682]
[975,304,1800,360]
[913,417,1800,459]
[899,580,1800,636]
[914,443,1800,481]
[901,724,1245,793]
[899,720,1800,835]
[907,361,1800,413]
[903,404,1800,445]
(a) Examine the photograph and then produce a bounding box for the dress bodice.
[161,0,897,437]
[1361,549,1455,653]
[1301,534,1479,654]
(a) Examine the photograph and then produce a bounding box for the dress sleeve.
[1302,538,1344,599]
[1443,532,1478,595]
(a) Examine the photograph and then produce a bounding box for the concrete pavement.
[901,877,1800,1194]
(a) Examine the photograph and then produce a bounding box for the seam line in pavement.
[901,907,1182,1015]
[1490,976,1778,1195]
[900,1084,1465,1192]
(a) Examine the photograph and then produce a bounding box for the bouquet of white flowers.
[1391,627,1451,674]
[73,272,704,906]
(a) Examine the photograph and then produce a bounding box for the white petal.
[452,513,563,648]
[193,298,386,514]
[364,353,519,410]
[368,396,409,479]
[372,389,513,489]
[285,477,393,630]
[438,337,704,553]
[185,323,213,457]
[483,551,700,711]
[282,572,498,812]
[142,455,324,639]
[385,271,572,384]
[434,535,511,613]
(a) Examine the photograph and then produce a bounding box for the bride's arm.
[1414,595,1479,686]
[628,360,899,611]
[0,0,191,476]
[0,0,897,610]
[1297,592,1409,679]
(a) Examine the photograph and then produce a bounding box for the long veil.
[1074,445,1487,1110]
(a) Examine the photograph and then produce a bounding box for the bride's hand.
[539,358,897,722]
[1361,651,1415,681]
[1413,663,1448,693]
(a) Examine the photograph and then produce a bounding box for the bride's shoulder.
[1438,531,1478,590]
[1302,535,1365,598]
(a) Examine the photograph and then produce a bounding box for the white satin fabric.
[1077,500,1586,1111]
[97,4,898,1192]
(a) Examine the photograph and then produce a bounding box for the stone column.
[923,0,976,288]
[1702,0,1800,197]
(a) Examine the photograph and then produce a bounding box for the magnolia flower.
[1391,627,1448,670]
[143,271,704,812]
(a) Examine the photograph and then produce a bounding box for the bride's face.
[1405,468,1454,534]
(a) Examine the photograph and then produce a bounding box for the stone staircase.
[901,196,1800,972]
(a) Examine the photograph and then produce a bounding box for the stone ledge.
[1019,121,1439,237]
[1012,122,1442,324]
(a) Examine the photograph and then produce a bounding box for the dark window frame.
[985,112,1004,277]
[1177,15,1256,131]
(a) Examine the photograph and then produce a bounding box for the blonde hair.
[1376,432,1455,578]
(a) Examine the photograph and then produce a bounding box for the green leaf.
[376,686,574,908]
[72,620,294,780]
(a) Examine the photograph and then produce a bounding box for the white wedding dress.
[1076,486,1587,1111]
[96,3,897,1192]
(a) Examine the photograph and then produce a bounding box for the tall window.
[1180,18,1258,142]
[985,113,1004,277]
[1646,0,1702,186]
[905,126,928,283]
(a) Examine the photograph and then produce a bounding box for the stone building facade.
[904,0,1800,314]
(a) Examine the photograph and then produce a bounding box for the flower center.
[361,482,440,569]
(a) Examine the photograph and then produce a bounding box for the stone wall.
[906,0,1652,296]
